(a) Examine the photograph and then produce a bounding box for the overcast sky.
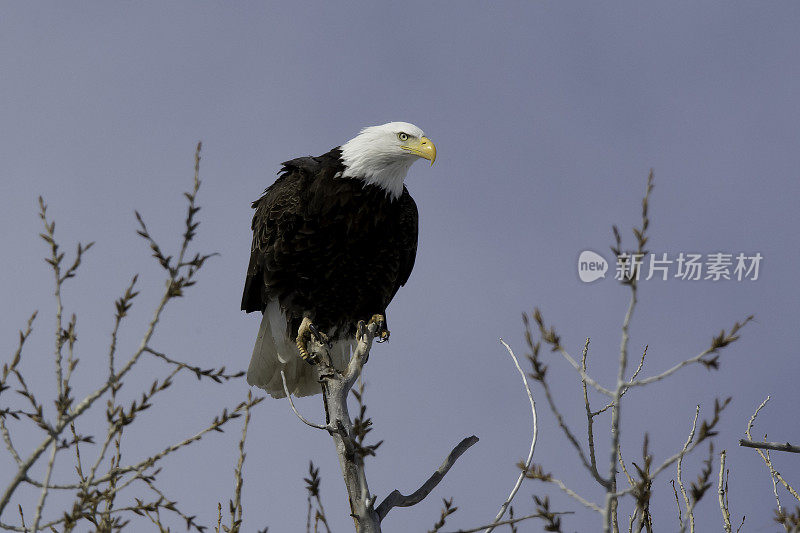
[2,3,799,531]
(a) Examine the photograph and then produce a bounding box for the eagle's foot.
[296,337,317,364]
[308,323,331,347]
[368,314,390,343]
[296,317,329,365]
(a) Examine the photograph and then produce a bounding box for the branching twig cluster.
[506,171,751,532]
[447,496,571,533]
[1,143,262,532]
[736,397,800,531]
[351,379,383,459]
[303,461,331,533]
[428,497,457,533]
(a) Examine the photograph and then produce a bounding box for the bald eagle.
[241,122,436,398]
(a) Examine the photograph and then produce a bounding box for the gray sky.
[2,2,799,531]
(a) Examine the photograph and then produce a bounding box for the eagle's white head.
[340,121,436,200]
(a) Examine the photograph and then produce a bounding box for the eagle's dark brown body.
[241,148,419,342]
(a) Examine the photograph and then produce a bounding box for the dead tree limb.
[739,439,800,454]
[376,435,478,521]
[297,320,477,532]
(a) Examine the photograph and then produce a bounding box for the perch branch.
[281,315,481,532]
[310,320,382,532]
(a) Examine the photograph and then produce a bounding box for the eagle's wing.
[241,157,322,313]
[389,187,419,301]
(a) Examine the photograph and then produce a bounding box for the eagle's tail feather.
[246,301,315,398]
[247,301,354,399]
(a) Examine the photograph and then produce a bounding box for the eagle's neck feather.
[337,143,414,201]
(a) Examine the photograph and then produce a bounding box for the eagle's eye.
[397,132,409,142]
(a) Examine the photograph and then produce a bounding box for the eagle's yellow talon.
[368,314,390,343]
[297,317,325,364]
[296,337,316,363]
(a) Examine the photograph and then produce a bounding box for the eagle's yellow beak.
[402,136,437,165]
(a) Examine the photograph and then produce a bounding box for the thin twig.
[626,316,752,390]
[671,479,682,527]
[229,390,256,532]
[626,347,721,388]
[143,479,205,533]
[582,338,599,473]
[445,510,574,533]
[144,347,244,382]
[0,416,22,466]
[719,450,732,533]
[483,339,537,532]
[543,475,604,513]
[618,446,634,489]
[676,406,701,532]
[40,199,65,405]
[555,346,614,396]
[281,371,328,430]
[592,346,647,417]
[30,441,58,531]
[613,424,715,501]
[538,343,607,488]
[69,421,85,483]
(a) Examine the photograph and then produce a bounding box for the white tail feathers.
[247,300,352,398]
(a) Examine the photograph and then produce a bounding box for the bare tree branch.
[743,397,800,506]
[555,345,614,397]
[675,406,701,533]
[719,450,732,533]
[739,440,800,454]
[376,436,479,521]
[482,339,537,533]
[0,143,264,532]
[281,371,328,431]
[30,440,58,531]
[445,509,574,533]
